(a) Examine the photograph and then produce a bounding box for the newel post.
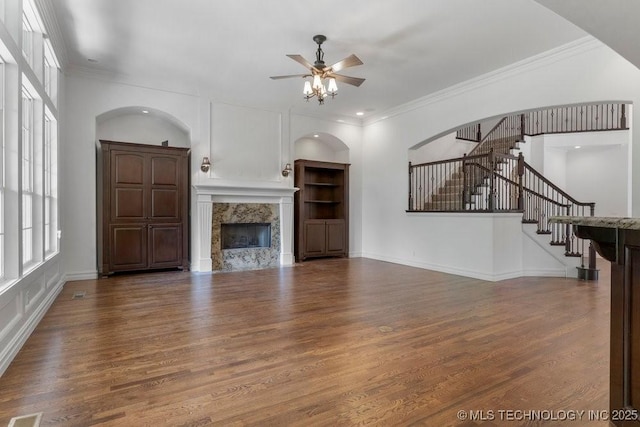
[564,205,571,256]
[408,162,413,210]
[588,203,596,270]
[488,148,496,211]
[520,113,526,141]
[476,124,482,142]
[462,154,467,208]
[517,152,524,211]
[621,104,627,129]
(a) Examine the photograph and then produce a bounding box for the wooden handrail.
[522,161,594,207]
[469,117,508,156]
[411,151,489,169]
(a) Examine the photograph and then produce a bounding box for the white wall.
[295,137,350,163]
[361,39,640,279]
[409,132,476,164]
[543,148,568,190]
[63,74,201,278]
[542,131,630,217]
[62,72,364,277]
[290,115,364,257]
[567,145,629,217]
[97,113,190,147]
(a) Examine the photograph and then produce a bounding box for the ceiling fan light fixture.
[303,81,312,95]
[271,34,364,105]
[327,78,338,95]
[312,75,322,90]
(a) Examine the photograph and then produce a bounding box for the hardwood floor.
[0,258,611,426]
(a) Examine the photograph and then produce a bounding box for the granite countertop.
[549,216,640,230]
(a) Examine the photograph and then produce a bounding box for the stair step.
[564,252,581,258]
[550,241,566,246]
[536,230,552,235]
[522,219,538,224]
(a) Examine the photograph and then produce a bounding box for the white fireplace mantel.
[194,183,298,203]
[192,183,298,271]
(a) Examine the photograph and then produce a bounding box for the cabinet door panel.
[304,221,326,256]
[151,189,179,219]
[326,220,346,255]
[149,225,182,267]
[151,156,179,186]
[113,188,145,219]
[113,153,144,184]
[110,224,147,271]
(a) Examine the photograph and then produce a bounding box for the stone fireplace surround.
[194,184,296,272]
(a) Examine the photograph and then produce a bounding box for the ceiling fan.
[270,35,365,104]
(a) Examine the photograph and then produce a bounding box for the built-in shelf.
[306,182,339,187]
[294,159,349,262]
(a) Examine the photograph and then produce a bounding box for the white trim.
[365,36,603,126]
[34,0,69,67]
[64,271,98,281]
[0,276,63,376]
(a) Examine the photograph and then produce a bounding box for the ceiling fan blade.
[326,54,363,73]
[286,54,314,70]
[331,74,365,87]
[270,74,310,80]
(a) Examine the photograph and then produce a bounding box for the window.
[44,39,59,103]
[44,111,57,255]
[22,0,44,70]
[21,87,33,266]
[21,12,33,66]
[0,61,4,279]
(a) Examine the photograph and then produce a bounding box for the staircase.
[409,103,628,278]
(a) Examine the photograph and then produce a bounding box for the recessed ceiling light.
[142,110,149,114]
[313,134,319,138]
[356,112,364,116]
[574,145,581,149]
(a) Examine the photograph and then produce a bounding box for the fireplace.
[221,223,271,249]
[193,184,296,272]
[211,203,280,271]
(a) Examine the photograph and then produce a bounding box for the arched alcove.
[96,106,191,147]
[294,132,349,163]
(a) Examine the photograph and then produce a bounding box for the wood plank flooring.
[0,258,611,426]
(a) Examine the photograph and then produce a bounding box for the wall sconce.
[282,163,292,177]
[201,157,211,173]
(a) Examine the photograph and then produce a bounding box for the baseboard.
[361,252,512,282]
[64,271,98,281]
[349,252,363,258]
[0,277,65,377]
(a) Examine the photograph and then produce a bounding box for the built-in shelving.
[294,160,349,261]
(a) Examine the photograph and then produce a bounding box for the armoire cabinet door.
[109,224,148,271]
[111,152,146,221]
[148,224,183,267]
[149,154,181,221]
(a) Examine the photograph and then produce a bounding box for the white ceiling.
[535,0,640,71]
[49,0,593,121]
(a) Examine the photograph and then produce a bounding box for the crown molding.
[34,0,69,68]
[364,36,603,126]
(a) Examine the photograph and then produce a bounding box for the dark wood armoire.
[97,140,190,276]
[294,159,349,262]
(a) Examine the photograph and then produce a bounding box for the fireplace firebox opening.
[221,223,271,249]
